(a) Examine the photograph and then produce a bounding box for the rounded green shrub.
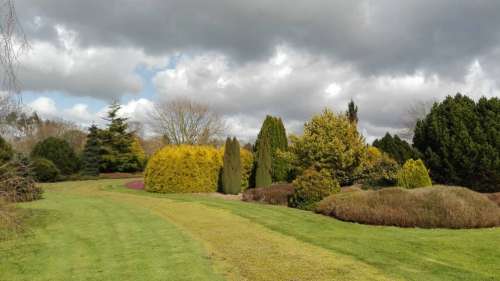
[32,158,60,182]
[144,145,222,193]
[31,137,79,175]
[397,159,432,188]
[289,168,340,210]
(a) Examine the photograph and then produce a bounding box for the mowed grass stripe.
[104,181,500,281]
[106,192,395,281]
[0,188,223,281]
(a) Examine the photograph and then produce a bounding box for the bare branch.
[148,98,225,145]
[0,0,29,93]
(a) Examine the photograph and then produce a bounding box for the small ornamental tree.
[31,137,79,175]
[397,159,432,189]
[81,125,101,177]
[255,133,272,187]
[289,168,340,210]
[254,116,288,182]
[287,108,366,186]
[98,102,142,172]
[222,137,241,194]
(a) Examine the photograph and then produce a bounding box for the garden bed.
[316,185,500,229]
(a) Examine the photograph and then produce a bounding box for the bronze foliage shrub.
[144,145,254,193]
[316,186,500,228]
[242,184,295,206]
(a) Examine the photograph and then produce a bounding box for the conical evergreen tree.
[255,133,272,187]
[81,124,101,176]
[222,137,241,194]
[254,115,288,182]
[346,99,358,124]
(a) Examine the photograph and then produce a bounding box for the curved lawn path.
[2,179,500,281]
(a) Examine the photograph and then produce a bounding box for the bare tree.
[399,100,434,141]
[0,0,29,93]
[148,98,225,145]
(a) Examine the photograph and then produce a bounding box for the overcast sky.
[14,0,500,142]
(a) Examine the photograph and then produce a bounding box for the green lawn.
[1,179,499,281]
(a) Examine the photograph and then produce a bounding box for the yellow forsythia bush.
[145,145,254,193]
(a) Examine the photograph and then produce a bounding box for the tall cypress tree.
[254,115,288,182]
[222,137,241,194]
[346,99,358,124]
[255,133,272,187]
[81,124,101,176]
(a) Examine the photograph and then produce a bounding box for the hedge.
[144,145,253,193]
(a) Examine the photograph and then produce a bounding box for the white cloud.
[28,97,57,116]
[152,46,500,142]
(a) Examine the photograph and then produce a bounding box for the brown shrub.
[316,185,500,229]
[486,193,500,207]
[242,184,295,206]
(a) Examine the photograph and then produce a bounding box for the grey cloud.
[16,0,500,78]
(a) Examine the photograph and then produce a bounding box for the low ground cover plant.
[316,185,500,228]
[242,184,295,205]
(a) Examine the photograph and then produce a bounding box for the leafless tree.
[399,100,434,141]
[148,98,225,145]
[0,0,29,93]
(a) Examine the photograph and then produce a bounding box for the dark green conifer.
[222,137,241,194]
[255,133,272,187]
[346,99,358,124]
[81,124,101,177]
[254,115,288,182]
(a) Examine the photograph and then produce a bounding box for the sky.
[13,0,500,143]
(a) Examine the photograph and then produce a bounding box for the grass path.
[2,179,500,281]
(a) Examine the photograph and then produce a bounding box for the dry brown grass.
[242,184,295,206]
[486,192,500,207]
[316,185,500,229]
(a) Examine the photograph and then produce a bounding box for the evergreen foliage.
[287,109,367,186]
[254,115,288,182]
[255,133,272,187]
[397,159,432,189]
[32,158,60,182]
[289,168,340,210]
[98,102,142,172]
[144,145,223,193]
[373,133,420,164]
[356,146,399,186]
[346,99,358,124]
[413,94,500,192]
[31,137,78,175]
[0,135,13,164]
[81,125,101,177]
[0,156,43,202]
[222,137,242,194]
